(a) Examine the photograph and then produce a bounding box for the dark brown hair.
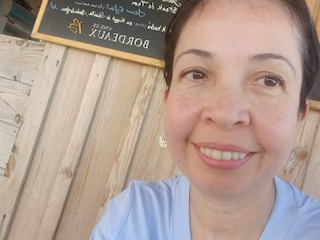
[163,0,320,113]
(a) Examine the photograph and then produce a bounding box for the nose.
[201,83,250,130]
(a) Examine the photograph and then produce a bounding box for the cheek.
[164,94,199,143]
[255,105,299,156]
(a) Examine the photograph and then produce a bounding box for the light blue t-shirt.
[90,175,320,240]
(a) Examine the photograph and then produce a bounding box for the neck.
[190,180,275,240]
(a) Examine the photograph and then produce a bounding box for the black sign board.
[309,72,320,102]
[32,0,184,67]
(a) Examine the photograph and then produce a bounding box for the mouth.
[195,144,252,170]
[200,147,247,161]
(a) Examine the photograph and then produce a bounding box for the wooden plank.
[124,73,179,187]
[0,168,4,178]
[54,60,158,240]
[5,47,97,240]
[302,109,320,200]
[34,54,111,239]
[0,121,18,170]
[0,42,66,240]
[94,66,159,224]
[310,100,320,111]
[0,34,44,85]
[305,0,320,21]
[32,32,165,68]
[0,83,29,127]
[0,76,31,95]
[314,1,320,39]
[278,109,320,189]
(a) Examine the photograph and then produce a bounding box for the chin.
[186,166,275,197]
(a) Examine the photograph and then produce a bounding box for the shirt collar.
[173,176,294,240]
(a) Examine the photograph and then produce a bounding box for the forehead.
[179,0,299,42]
[190,0,292,23]
[174,0,302,73]
[180,0,298,40]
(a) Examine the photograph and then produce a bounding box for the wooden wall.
[0,35,178,239]
[0,1,320,239]
[0,35,43,178]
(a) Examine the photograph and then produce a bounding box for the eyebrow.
[250,53,296,78]
[174,49,213,65]
[174,50,297,78]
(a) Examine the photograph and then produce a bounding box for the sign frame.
[32,0,182,67]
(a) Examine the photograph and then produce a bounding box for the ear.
[298,100,310,121]
[163,87,169,103]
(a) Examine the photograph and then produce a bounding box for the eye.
[262,77,278,87]
[258,74,284,88]
[182,69,207,81]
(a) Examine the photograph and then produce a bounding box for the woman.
[91,0,320,239]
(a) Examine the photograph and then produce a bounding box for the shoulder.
[128,174,185,198]
[90,175,188,240]
[281,179,320,224]
[116,174,185,216]
[275,177,320,238]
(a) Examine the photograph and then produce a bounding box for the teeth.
[212,149,221,159]
[231,152,239,160]
[205,148,211,156]
[221,151,232,161]
[200,147,247,161]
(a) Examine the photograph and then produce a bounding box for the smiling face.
[164,0,305,196]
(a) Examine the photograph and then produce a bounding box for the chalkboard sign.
[309,72,320,101]
[32,0,185,67]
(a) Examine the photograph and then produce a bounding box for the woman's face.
[164,0,305,196]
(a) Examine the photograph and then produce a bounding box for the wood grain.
[278,109,320,189]
[124,72,179,187]
[54,60,159,240]
[94,65,159,224]
[310,100,320,111]
[0,83,29,127]
[0,35,41,186]
[302,111,320,199]
[0,121,17,170]
[34,54,111,239]
[0,77,31,95]
[306,0,320,21]
[5,47,95,240]
[0,34,44,85]
[0,42,66,240]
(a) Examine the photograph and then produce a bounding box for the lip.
[194,143,253,170]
